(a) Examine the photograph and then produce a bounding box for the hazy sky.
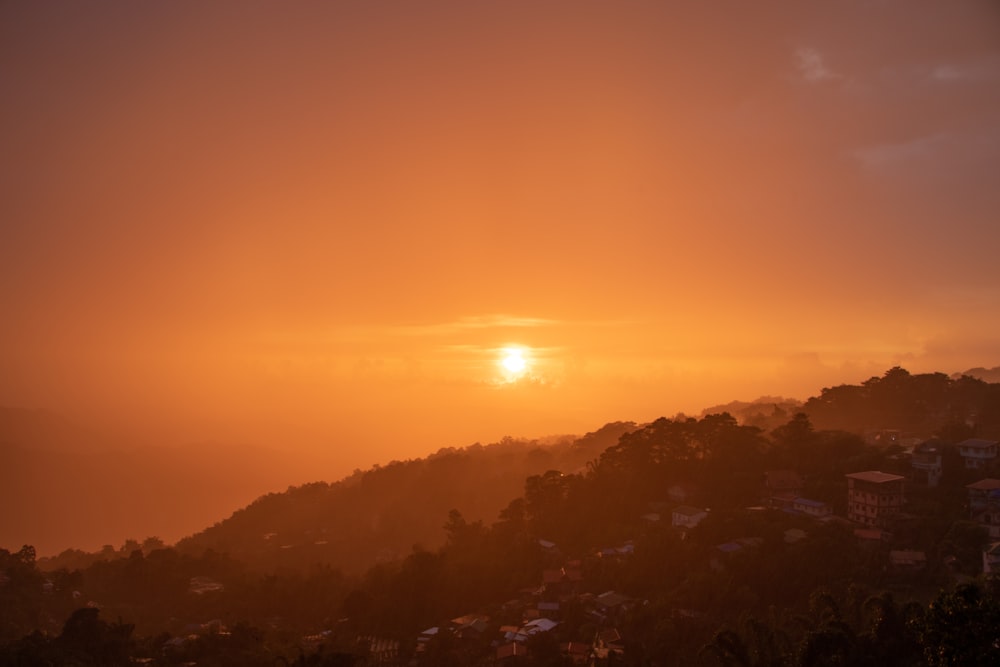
[3,1,1000,472]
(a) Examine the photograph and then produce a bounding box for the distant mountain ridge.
[953,365,1000,383]
[699,396,803,431]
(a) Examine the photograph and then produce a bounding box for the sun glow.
[499,347,529,378]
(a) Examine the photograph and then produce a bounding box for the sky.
[3,1,1000,478]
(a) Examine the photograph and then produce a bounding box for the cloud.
[931,65,972,82]
[795,47,841,83]
[391,315,560,337]
[852,127,1000,197]
[853,134,945,169]
[928,55,1000,84]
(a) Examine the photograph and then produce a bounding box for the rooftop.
[958,438,999,449]
[846,471,905,484]
[889,550,927,566]
[966,478,1000,491]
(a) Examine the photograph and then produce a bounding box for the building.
[763,470,804,509]
[671,505,708,530]
[966,479,1000,513]
[889,550,927,573]
[957,439,999,470]
[792,497,832,518]
[983,542,1000,575]
[910,440,944,486]
[846,471,905,528]
[967,479,1000,539]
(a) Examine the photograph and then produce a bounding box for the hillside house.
[967,479,1000,513]
[764,470,804,509]
[496,641,529,663]
[846,471,905,528]
[594,590,633,621]
[889,550,927,573]
[984,543,1000,574]
[958,439,999,470]
[792,497,832,518]
[672,505,708,529]
[910,440,944,486]
[967,479,1000,538]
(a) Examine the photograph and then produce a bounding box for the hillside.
[162,367,1000,575]
[169,423,635,573]
[10,367,1000,665]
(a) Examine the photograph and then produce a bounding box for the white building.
[958,439,999,470]
[910,440,944,486]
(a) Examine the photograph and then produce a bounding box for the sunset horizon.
[3,1,1000,563]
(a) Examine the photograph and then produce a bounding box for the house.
[764,470,804,509]
[672,505,708,529]
[854,528,890,544]
[792,497,832,518]
[450,614,489,638]
[359,636,399,663]
[518,618,558,639]
[711,538,762,571]
[560,641,592,665]
[911,440,944,486]
[846,471,905,528]
[416,627,439,645]
[188,576,224,594]
[967,480,1000,538]
[537,601,560,616]
[984,542,1000,574]
[975,510,1000,540]
[889,550,927,573]
[595,628,625,661]
[497,641,529,662]
[966,479,1000,512]
[593,591,633,621]
[957,439,999,470]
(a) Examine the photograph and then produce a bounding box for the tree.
[141,536,165,553]
[917,580,1000,666]
[57,607,135,665]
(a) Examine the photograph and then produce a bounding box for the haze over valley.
[4,2,1000,663]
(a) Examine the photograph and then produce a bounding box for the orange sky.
[3,1,1000,476]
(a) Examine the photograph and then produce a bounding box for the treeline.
[802,367,1000,437]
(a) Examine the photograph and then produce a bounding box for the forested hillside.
[6,368,1000,665]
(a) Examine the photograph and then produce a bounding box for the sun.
[499,347,529,377]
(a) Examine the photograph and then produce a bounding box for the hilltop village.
[4,368,1000,665]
